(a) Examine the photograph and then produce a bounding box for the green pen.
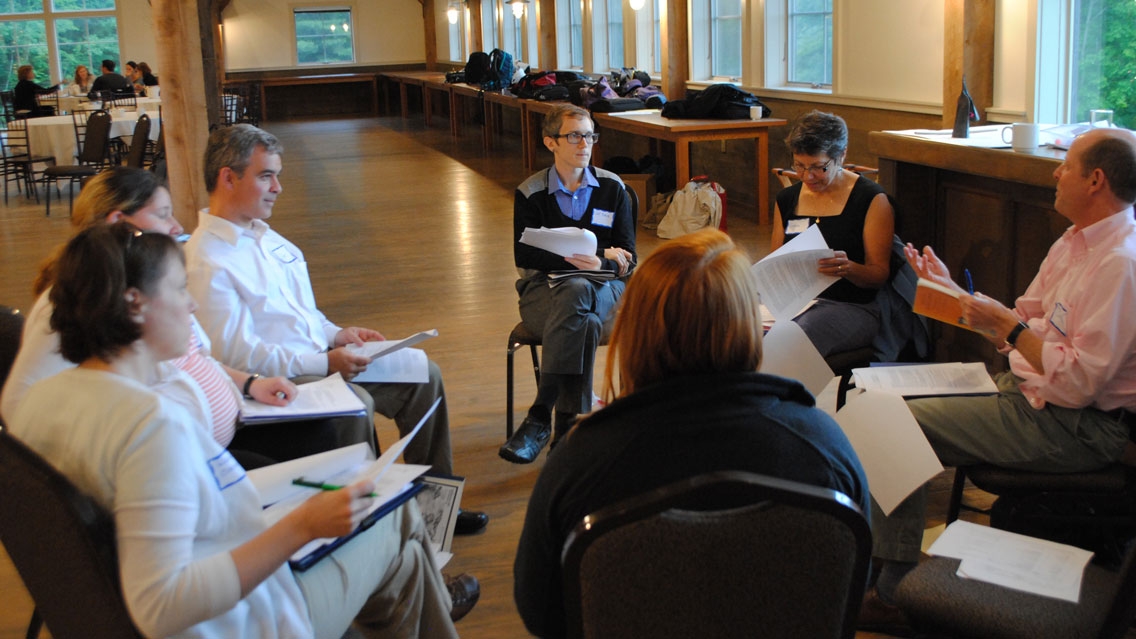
[292,477,377,498]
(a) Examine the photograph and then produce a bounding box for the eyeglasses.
[552,132,601,145]
[790,159,835,176]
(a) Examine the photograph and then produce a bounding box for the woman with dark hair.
[513,228,869,638]
[137,61,158,88]
[12,64,57,116]
[6,222,457,639]
[771,109,896,357]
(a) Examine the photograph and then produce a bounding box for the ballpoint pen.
[964,268,974,294]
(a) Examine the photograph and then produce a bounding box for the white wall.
[992,0,1028,117]
[117,0,159,76]
[221,0,426,71]
[834,0,944,105]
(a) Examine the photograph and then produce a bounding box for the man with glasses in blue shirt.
[500,104,637,464]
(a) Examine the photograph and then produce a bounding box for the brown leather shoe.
[445,573,480,622]
[857,586,911,635]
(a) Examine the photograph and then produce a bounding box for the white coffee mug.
[1001,123,1040,150]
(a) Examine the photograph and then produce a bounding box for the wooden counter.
[869,131,1068,365]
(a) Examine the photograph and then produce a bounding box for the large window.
[711,0,741,80]
[787,0,832,87]
[605,0,623,70]
[0,0,118,90]
[567,0,582,68]
[1069,0,1134,128]
[294,8,354,65]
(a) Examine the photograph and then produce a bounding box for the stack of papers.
[240,373,366,424]
[751,224,838,322]
[851,362,998,397]
[927,520,1093,602]
[347,330,438,384]
[547,269,618,287]
[520,226,597,258]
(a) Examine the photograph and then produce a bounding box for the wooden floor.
[0,114,1026,638]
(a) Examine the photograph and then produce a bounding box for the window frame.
[292,5,357,67]
[785,0,832,88]
[0,0,119,91]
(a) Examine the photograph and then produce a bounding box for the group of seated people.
[9,58,158,118]
[3,94,1136,637]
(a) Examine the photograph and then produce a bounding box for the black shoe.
[499,416,552,464]
[445,573,480,622]
[454,509,488,535]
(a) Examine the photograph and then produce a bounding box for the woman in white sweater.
[7,223,457,638]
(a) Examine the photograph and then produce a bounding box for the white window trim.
[291,3,357,67]
[1028,0,1071,125]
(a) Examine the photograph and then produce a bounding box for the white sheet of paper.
[760,320,835,397]
[346,329,438,361]
[240,373,367,422]
[852,362,998,397]
[353,347,429,383]
[751,224,838,321]
[520,226,598,258]
[247,442,372,507]
[929,520,1093,603]
[834,391,944,514]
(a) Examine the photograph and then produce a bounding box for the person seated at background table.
[498,103,636,464]
[124,60,145,94]
[67,64,94,97]
[860,127,1136,631]
[0,167,377,471]
[6,222,462,638]
[12,65,57,117]
[137,61,158,91]
[513,228,870,638]
[771,110,895,358]
[88,58,133,99]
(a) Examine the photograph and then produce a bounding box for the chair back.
[0,428,142,638]
[111,93,137,109]
[221,92,245,126]
[124,113,150,168]
[0,90,15,122]
[34,91,58,111]
[0,306,24,403]
[0,123,30,159]
[77,109,112,167]
[562,471,871,639]
[772,167,800,189]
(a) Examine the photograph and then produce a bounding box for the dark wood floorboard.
[0,115,1115,638]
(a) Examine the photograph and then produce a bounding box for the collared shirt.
[185,209,340,378]
[1011,208,1136,411]
[547,166,600,221]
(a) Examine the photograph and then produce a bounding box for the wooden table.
[482,90,524,152]
[590,111,787,223]
[379,71,448,120]
[257,73,379,122]
[421,76,454,131]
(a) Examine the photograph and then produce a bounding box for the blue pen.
[963,269,974,294]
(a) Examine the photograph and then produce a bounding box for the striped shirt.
[170,319,241,447]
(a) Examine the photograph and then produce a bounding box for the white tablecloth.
[14,109,161,165]
[56,95,161,115]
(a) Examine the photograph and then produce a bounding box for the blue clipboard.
[289,480,425,572]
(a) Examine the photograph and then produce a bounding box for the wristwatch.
[242,373,260,398]
[1004,321,1030,348]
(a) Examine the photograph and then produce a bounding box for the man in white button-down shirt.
[185,124,488,536]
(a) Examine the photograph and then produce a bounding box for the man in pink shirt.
[861,128,1136,627]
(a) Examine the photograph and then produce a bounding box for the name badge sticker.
[592,209,615,228]
[786,218,810,234]
[270,244,298,264]
[208,450,246,490]
[1049,302,1069,336]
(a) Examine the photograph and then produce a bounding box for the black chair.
[1,90,17,122]
[0,428,143,639]
[505,184,638,438]
[123,113,150,168]
[42,109,112,217]
[0,306,23,410]
[109,93,136,109]
[562,470,872,639]
[0,123,55,204]
[895,535,1136,639]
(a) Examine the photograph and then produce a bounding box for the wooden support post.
[423,0,438,70]
[943,0,995,127]
[537,0,556,69]
[152,0,215,230]
[661,0,689,100]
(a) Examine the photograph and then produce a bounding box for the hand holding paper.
[751,224,838,321]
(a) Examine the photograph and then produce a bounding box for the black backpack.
[662,83,771,120]
[482,48,514,91]
[464,51,491,86]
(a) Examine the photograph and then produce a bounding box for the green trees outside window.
[295,9,354,65]
[788,0,832,88]
[1071,0,1135,129]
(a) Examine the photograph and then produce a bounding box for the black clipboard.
[289,481,425,571]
